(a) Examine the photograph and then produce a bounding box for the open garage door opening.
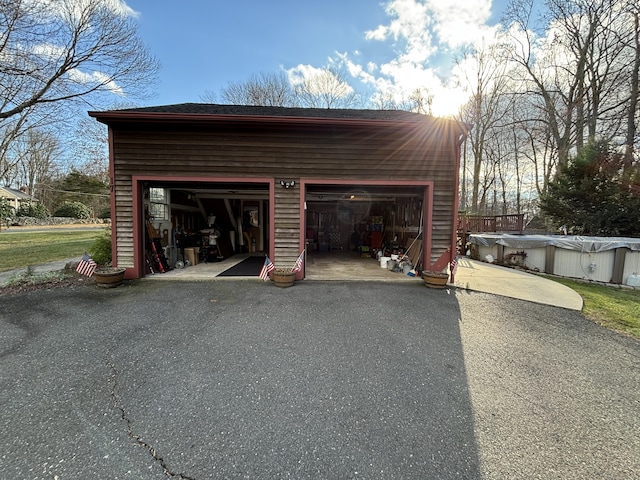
[141,180,270,276]
[304,183,428,278]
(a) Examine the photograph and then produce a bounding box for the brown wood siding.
[108,120,459,271]
[113,178,135,267]
[274,184,301,268]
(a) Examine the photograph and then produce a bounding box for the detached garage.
[89,104,466,281]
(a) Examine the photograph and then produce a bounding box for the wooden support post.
[612,248,627,284]
[545,246,555,274]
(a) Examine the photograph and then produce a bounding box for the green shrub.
[97,206,111,219]
[54,201,91,219]
[0,197,15,220]
[88,229,112,266]
[16,201,50,218]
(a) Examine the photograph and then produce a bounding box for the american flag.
[76,253,97,277]
[292,250,305,273]
[259,255,275,281]
[450,256,459,276]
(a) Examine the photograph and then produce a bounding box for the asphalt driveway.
[1,281,638,479]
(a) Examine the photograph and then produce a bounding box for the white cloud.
[35,0,138,20]
[106,0,138,17]
[278,0,503,116]
[286,64,324,87]
[32,43,67,59]
[425,0,493,48]
[286,63,355,97]
[366,0,435,63]
[68,69,124,95]
[347,0,503,115]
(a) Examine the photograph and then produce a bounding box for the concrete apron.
[144,252,583,311]
[144,251,418,283]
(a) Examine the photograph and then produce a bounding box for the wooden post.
[545,245,555,274]
[612,248,627,284]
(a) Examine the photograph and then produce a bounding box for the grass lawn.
[546,276,640,339]
[0,230,98,272]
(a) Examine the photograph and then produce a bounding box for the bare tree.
[408,88,434,115]
[205,72,296,107]
[0,113,28,183]
[370,90,401,110]
[504,0,576,167]
[369,87,432,113]
[15,128,59,199]
[0,0,159,123]
[210,66,360,109]
[70,116,110,183]
[0,99,71,186]
[292,66,359,109]
[624,4,640,167]
[504,0,638,167]
[456,40,514,213]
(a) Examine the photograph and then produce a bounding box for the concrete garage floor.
[306,251,418,281]
[147,251,417,282]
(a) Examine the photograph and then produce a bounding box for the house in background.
[0,186,35,213]
[89,104,467,280]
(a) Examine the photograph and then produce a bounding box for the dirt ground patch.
[0,273,94,297]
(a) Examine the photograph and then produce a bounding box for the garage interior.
[143,182,426,280]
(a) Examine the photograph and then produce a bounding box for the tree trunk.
[625,12,639,169]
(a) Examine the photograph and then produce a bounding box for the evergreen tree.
[539,142,640,236]
[46,171,109,218]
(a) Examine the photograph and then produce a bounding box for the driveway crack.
[106,359,196,479]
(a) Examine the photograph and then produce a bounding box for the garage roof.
[97,103,431,121]
[90,103,467,136]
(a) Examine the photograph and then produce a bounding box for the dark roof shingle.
[101,103,434,122]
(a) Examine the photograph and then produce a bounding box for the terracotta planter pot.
[94,267,126,288]
[422,271,449,289]
[272,270,295,288]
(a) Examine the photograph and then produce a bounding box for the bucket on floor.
[380,256,391,268]
[387,259,397,271]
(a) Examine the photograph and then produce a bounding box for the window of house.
[149,187,169,220]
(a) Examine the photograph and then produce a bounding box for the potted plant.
[89,228,126,288]
[505,250,527,267]
[421,270,449,289]
[271,267,296,288]
[268,252,304,287]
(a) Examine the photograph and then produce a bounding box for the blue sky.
[124,0,512,116]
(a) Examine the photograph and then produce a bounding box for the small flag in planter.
[292,250,305,273]
[259,255,275,281]
[450,256,459,276]
[76,253,97,277]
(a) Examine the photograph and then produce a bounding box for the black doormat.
[217,255,266,277]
